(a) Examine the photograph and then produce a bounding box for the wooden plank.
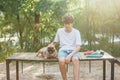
[7,52,58,62]
[6,52,115,80]
[7,52,114,62]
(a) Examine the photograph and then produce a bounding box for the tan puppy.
[36,43,57,59]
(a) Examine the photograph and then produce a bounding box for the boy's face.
[64,23,73,28]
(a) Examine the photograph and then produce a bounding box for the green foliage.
[1,0,120,62]
[0,41,17,62]
[35,0,53,13]
[0,0,68,53]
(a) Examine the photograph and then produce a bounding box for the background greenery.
[0,0,120,62]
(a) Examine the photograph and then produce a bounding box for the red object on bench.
[84,50,94,55]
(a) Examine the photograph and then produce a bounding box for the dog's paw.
[36,53,39,56]
[36,52,42,57]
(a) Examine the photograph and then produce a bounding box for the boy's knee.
[72,57,79,62]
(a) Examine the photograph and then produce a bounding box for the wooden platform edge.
[114,58,120,66]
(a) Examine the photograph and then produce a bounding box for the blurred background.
[0,0,120,62]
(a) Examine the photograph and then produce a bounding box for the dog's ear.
[47,43,55,47]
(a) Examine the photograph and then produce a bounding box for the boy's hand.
[65,54,72,64]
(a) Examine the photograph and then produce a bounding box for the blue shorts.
[58,50,80,59]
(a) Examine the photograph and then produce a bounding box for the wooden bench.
[6,52,115,80]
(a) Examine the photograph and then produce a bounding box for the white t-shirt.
[54,28,82,51]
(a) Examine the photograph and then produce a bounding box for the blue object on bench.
[86,50,104,58]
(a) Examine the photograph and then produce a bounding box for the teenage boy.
[53,13,82,80]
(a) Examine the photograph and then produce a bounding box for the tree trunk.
[34,12,40,30]
[33,12,40,50]
[17,14,23,50]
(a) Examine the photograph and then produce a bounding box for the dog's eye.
[48,48,51,50]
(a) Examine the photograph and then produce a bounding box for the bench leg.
[66,64,68,72]
[21,61,23,73]
[111,60,114,80]
[103,60,106,80]
[89,61,91,73]
[6,60,11,80]
[43,62,45,73]
[16,61,19,80]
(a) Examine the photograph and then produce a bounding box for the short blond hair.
[62,13,74,24]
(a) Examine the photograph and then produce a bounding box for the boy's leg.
[58,51,68,80]
[72,53,80,80]
[59,57,67,80]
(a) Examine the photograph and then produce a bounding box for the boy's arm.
[69,45,81,56]
[52,42,58,46]
[65,45,80,64]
